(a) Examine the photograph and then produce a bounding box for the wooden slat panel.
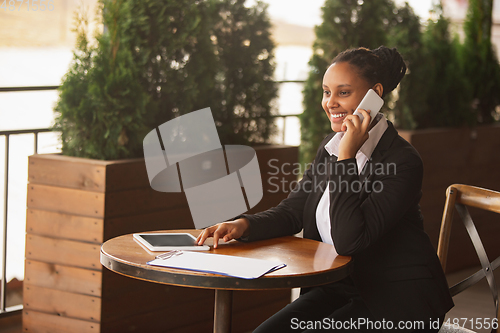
[101,269,213,323]
[103,192,291,241]
[105,146,299,193]
[102,193,291,240]
[25,260,102,297]
[27,209,103,243]
[468,125,500,167]
[401,127,470,150]
[402,126,500,171]
[261,172,298,194]
[168,319,214,333]
[256,146,299,193]
[466,172,500,192]
[103,208,195,241]
[25,234,101,270]
[105,159,151,192]
[71,298,290,333]
[27,148,299,220]
[101,270,289,332]
[103,184,293,225]
[28,154,155,192]
[100,288,215,332]
[28,154,107,192]
[421,163,500,193]
[102,273,213,304]
[401,128,470,170]
[254,146,299,171]
[419,149,469,170]
[23,310,100,333]
[104,189,187,218]
[103,171,296,219]
[23,285,101,322]
[101,301,214,333]
[27,184,104,218]
[102,291,286,333]
[256,146,299,168]
[422,167,468,191]
[421,187,448,211]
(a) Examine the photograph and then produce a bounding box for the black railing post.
[1,134,9,312]
[34,132,38,154]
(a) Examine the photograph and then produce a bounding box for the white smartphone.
[353,89,384,124]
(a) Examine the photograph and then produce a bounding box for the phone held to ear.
[352,89,384,124]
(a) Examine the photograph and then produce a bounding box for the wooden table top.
[100,229,351,290]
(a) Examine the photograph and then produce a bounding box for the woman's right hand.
[196,218,250,249]
[338,108,371,161]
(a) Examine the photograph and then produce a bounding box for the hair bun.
[331,46,407,97]
[372,46,406,94]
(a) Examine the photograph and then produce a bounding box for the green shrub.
[386,3,423,130]
[54,0,277,160]
[414,11,474,128]
[460,0,500,124]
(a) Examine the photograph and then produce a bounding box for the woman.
[197,46,454,332]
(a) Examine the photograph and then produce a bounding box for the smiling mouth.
[330,112,347,120]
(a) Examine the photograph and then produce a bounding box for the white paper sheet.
[147,251,286,279]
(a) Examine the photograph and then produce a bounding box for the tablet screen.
[140,234,197,247]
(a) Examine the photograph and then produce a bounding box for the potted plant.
[24,0,297,332]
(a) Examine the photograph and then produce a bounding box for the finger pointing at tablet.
[197,218,250,249]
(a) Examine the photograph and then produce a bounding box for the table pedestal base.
[214,289,233,333]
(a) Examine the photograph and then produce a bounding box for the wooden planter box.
[23,145,298,333]
[399,124,500,272]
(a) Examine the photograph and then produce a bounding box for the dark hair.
[331,46,406,98]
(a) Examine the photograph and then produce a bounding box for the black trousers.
[253,278,444,333]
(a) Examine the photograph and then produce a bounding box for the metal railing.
[0,86,60,93]
[0,82,304,317]
[1,127,54,316]
[0,85,63,316]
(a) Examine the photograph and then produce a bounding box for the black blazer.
[242,122,454,322]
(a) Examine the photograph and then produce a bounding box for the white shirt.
[315,114,388,247]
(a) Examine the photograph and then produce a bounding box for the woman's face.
[322,62,373,132]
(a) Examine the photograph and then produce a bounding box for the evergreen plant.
[460,0,500,124]
[415,9,474,128]
[386,3,423,130]
[208,0,277,145]
[54,0,277,160]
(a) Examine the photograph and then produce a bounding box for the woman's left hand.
[337,109,371,161]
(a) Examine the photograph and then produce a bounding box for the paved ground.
[444,266,500,333]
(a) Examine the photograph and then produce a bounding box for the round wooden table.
[100,229,351,333]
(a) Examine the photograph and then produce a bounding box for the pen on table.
[155,250,183,260]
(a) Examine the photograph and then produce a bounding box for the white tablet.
[133,233,210,251]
